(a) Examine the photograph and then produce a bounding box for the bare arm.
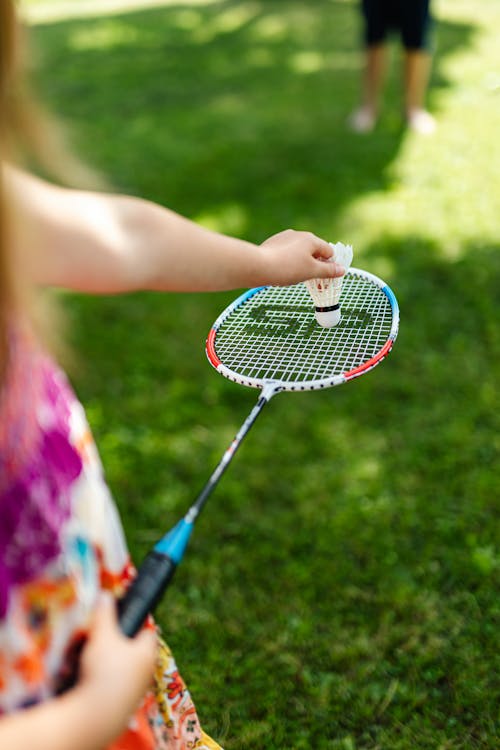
[0,687,119,750]
[7,167,345,294]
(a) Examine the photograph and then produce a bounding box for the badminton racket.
[117,267,399,637]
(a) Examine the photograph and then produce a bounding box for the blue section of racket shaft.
[117,392,270,638]
[154,518,194,562]
[117,519,194,637]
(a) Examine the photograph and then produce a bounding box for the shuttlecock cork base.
[315,304,341,327]
[304,242,354,327]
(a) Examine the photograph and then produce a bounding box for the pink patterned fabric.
[0,336,82,616]
[0,326,221,749]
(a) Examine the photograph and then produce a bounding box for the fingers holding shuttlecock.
[304,242,353,327]
[329,242,353,272]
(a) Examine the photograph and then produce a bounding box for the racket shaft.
[191,394,268,516]
[58,393,271,689]
[117,551,177,637]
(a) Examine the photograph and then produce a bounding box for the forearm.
[8,168,266,293]
[111,194,270,292]
[7,167,343,294]
[0,686,123,750]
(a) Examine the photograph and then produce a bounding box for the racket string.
[213,277,394,384]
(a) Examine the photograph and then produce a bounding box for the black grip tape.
[117,551,177,637]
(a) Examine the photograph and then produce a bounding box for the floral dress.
[0,325,221,750]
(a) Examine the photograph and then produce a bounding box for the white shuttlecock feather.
[304,242,353,327]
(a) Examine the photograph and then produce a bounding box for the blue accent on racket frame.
[382,284,399,340]
[213,286,267,331]
[239,286,266,303]
[382,285,399,312]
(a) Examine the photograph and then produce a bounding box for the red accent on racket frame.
[344,339,393,380]
[206,328,221,367]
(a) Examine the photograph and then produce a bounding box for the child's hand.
[76,594,157,744]
[259,230,346,286]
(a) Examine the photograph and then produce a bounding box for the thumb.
[134,626,158,653]
[314,258,345,278]
[129,627,158,683]
[91,592,118,633]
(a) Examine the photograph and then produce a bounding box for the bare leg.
[349,43,387,133]
[403,48,436,134]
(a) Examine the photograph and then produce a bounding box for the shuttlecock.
[304,242,353,327]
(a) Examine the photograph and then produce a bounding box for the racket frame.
[206,267,399,394]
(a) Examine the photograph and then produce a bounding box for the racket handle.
[55,552,176,693]
[117,550,177,637]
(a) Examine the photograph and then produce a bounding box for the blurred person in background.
[349,0,436,134]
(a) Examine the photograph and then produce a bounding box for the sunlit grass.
[338,23,500,261]
[21,1,500,748]
[21,0,214,23]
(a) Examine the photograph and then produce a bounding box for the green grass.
[23,1,500,747]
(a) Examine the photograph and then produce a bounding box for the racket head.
[206,268,399,393]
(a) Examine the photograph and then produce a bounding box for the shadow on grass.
[180,236,499,748]
[31,0,474,236]
[28,4,499,747]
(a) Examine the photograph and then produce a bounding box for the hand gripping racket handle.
[117,550,177,637]
[54,391,270,693]
[55,552,177,694]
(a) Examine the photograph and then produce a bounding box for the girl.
[0,2,344,748]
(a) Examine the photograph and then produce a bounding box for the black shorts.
[361,0,433,50]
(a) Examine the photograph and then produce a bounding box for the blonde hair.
[0,0,20,380]
[0,1,100,382]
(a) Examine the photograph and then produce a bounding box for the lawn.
[21,1,500,748]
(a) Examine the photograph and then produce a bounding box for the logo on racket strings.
[243,305,373,337]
